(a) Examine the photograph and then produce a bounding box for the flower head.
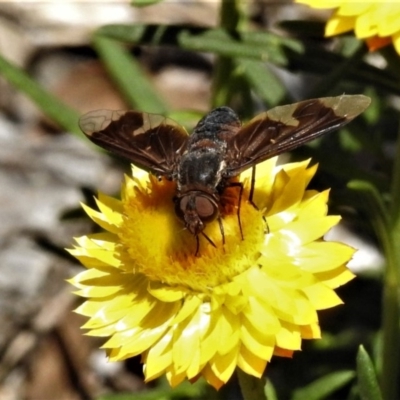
[296,0,400,54]
[68,157,355,389]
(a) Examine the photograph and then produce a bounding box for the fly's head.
[174,192,219,235]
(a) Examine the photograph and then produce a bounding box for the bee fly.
[79,94,370,255]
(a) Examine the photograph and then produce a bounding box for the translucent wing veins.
[79,109,189,178]
[225,94,371,176]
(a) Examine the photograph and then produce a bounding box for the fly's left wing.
[224,95,371,177]
[79,110,189,179]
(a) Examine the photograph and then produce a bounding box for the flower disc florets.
[68,157,355,389]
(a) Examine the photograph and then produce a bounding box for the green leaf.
[97,24,203,46]
[97,24,302,66]
[356,346,383,400]
[96,23,400,96]
[236,58,286,107]
[93,34,168,114]
[130,0,163,7]
[347,179,400,400]
[0,52,81,136]
[292,370,355,400]
[97,379,205,400]
[237,369,268,400]
[264,379,278,400]
[179,29,291,66]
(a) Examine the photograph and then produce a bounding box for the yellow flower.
[68,157,355,389]
[296,0,400,54]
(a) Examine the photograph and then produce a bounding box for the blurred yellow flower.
[68,157,355,389]
[296,1,400,53]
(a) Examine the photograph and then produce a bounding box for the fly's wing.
[225,95,371,177]
[79,110,189,179]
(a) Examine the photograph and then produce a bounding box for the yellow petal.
[171,295,202,325]
[300,323,321,339]
[266,209,298,232]
[81,203,120,234]
[245,157,277,208]
[210,347,239,383]
[199,312,220,365]
[273,346,294,358]
[144,330,173,380]
[240,317,275,360]
[148,281,187,302]
[171,307,203,375]
[78,294,135,327]
[292,296,319,325]
[115,300,177,333]
[355,10,377,38]
[326,14,356,36]
[279,215,341,245]
[297,241,355,273]
[202,364,225,390]
[276,323,302,351]
[297,190,329,219]
[295,0,343,8]
[75,285,121,298]
[215,308,241,356]
[85,323,119,337]
[247,268,297,320]
[316,265,356,288]
[302,283,343,309]
[165,368,186,388]
[267,167,311,216]
[67,268,107,288]
[237,346,268,378]
[95,195,123,227]
[243,296,281,335]
[376,5,400,36]
[392,31,400,55]
[97,192,123,214]
[337,3,373,17]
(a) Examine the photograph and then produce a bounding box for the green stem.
[390,125,400,219]
[380,272,400,400]
[346,179,396,399]
[380,124,400,400]
[211,0,242,107]
[237,369,268,400]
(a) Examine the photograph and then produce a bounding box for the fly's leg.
[196,232,217,256]
[248,166,258,209]
[248,165,270,234]
[217,216,226,245]
[225,181,244,240]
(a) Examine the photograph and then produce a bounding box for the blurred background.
[0,1,397,399]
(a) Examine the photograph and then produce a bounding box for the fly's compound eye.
[194,196,218,222]
[174,194,218,223]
